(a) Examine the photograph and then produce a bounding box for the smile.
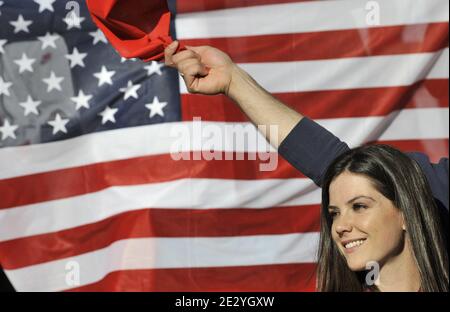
[342,238,367,252]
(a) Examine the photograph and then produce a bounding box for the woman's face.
[328,171,406,271]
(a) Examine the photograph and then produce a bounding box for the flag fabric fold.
[86,0,181,62]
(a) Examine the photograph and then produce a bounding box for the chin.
[345,257,369,272]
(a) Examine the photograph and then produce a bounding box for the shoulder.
[407,152,449,177]
[407,152,449,211]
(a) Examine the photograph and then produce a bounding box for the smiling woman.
[317,145,449,292]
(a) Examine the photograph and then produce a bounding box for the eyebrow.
[328,196,376,210]
[346,196,375,204]
[328,205,339,211]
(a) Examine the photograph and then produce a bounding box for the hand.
[164,41,237,96]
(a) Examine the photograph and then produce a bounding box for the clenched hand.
[164,41,237,96]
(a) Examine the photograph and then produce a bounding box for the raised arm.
[164,42,448,207]
[165,41,302,146]
[164,42,349,185]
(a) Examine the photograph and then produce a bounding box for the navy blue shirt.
[278,117,449,211]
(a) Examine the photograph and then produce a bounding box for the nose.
[334,214,354,237]
[335,224,353,236]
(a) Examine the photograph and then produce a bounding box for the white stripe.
[180,48,449,94]
[0,178,320,242]
[0,108,447,180]
[368,108,449,142]
[5,233,319,291]
[176,0,449,39]
[322,108,450,147]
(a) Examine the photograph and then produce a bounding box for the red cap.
[86,0,183,62]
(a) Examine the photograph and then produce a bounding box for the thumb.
[164,40,180,66]
[185,45,211,76]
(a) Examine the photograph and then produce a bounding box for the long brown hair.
[317,145,449,292]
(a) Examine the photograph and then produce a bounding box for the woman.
[317,144,449,292]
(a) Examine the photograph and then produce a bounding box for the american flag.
[0,0,448,292]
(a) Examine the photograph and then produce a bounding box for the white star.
[65,47,87,68]
[89,29,107,45]
[0,77,13,97]
[10,15,33,34]
[48,113,69,135]
[98,106,118,125]
[71,90,92,110]
[144,61,164,77]
[63,11,85,30]
[38,32,59,50]
[43,71,64,92]
[93,66,116,87]
[0,39,6,54]
[19,96,42,116]
[34,0,55,13]
[119,81,141,101]
[121,57,138,63]
[14,53,36,73]
[145,97,168,118]
[0,119,19,140]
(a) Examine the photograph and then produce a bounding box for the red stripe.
[180,23,449,63]
[0,205,320,269]
[0,153,303,209]
[0,139,447,209]
[177,0,308,13]
[181,79,449,121]
[67,263,317,292]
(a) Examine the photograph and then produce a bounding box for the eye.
[328,210,339,219]
[353,203,368,211]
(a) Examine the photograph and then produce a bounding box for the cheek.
[364,209,405,257]
[372,222,404,246]
[369,209,403,237]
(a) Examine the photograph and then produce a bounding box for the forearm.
[226,65,303,148]
[225,64,349,185]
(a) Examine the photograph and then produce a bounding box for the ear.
[401,213,407,231]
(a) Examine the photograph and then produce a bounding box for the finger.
[186,64,209,78]
[164,41,179,67]
[172,49,201,66]
[178,58,209,77]
[180,63,210,93]
[185,45,210,55]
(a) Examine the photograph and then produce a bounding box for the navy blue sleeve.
[278,117,350,187]
[407,152,449,211]
[278,117,449,212]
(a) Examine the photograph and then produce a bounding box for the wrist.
[225,64,251,100]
